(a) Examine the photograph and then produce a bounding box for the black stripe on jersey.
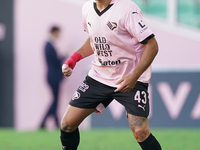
[94,2,114,16]
[140,34,155,44]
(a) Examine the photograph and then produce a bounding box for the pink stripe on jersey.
[82,0,154,87]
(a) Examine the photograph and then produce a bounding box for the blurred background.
[0,0,200,131]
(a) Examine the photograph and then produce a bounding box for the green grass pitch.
[0,128,200,150]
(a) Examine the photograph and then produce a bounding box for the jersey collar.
[93,1,114,16]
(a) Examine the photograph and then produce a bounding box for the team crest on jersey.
[72,91,80,100]
[107,21,117,30]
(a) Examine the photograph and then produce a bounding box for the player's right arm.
[62,38,93,77]
[76,38,93,58]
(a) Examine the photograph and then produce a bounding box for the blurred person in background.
[40,26,65,129]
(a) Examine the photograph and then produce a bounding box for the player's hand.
[62,64,73,77]
[114,73,137,93]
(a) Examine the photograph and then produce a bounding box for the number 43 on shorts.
[134,91,147,104]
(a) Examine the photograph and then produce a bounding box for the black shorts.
[69,76,149,118]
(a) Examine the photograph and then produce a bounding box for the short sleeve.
[124,8,154,44]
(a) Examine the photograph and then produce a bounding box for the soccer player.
[60,0,162,149]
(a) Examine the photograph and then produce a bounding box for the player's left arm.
[115,37,158,93]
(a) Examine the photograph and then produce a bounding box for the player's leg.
[61,105,95,132]
[60,105,95,150]
[127,114,150,142]
[113,81,161,150]
[127,114,161,150]
[60,76,113,150]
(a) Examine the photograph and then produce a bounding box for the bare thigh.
[128,113,150,142]
[61,105,95,132]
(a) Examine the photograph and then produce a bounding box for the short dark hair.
[50,26,60,33]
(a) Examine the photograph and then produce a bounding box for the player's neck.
[95,0,112,11]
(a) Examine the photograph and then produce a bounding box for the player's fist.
[62,64,73,77]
